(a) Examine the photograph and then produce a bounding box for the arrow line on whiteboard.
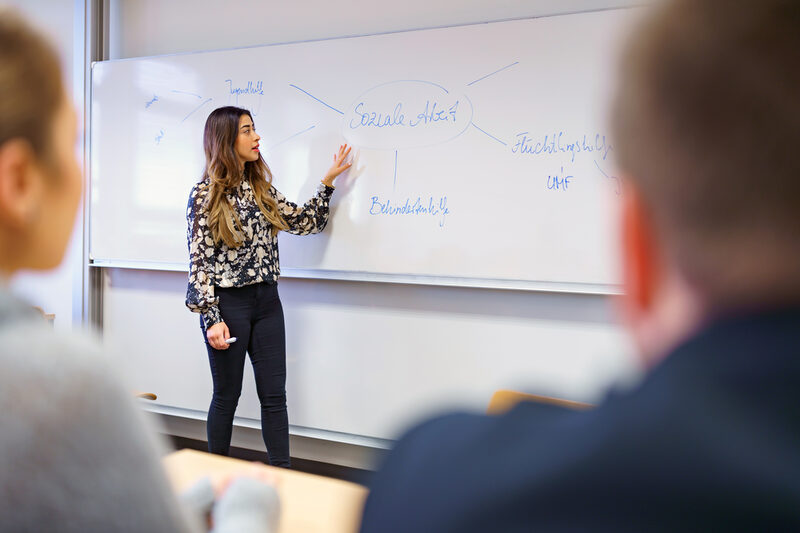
[471,123,507,146]
[171,90,203,99]
[594,159,621,195]
[266,125,316,152]
[289,84,344,115]
[466,61,519,87]
[181,98,213,123]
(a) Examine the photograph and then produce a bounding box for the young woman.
[186,106,351,466]
[0,10,277,532]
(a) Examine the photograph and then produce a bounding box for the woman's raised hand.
[322,144,352,187]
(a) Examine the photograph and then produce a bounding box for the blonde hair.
[0,8,64,164]
[201,106,288,248]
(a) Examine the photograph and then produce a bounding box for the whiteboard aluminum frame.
[89,260,620,295]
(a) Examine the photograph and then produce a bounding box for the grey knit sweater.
[0,288,279,532]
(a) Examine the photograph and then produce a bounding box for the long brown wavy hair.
[201,106,289,247]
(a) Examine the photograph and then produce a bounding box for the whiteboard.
[91,9,631,291]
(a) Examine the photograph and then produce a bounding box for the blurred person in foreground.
[361,0,800,530]
[0,8,278,533]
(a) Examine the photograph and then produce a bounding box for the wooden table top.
[164,449,368,533]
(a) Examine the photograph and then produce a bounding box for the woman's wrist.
[321,177,335,188]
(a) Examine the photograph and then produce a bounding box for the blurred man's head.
[611,0,800,363]
[0,9,82,277]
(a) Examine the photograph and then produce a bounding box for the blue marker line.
[594,159,610,178]
[182,98,213,123]
[267,125,316,151]
[393,150,398,191]
[594,159,621,195]
[471,123,507,146]
[289,84,344,115]
[172,90,203,99]
[466,61,520,87]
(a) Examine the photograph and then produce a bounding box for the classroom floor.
[167,435,372,487]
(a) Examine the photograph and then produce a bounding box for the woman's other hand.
[207,322,231,350]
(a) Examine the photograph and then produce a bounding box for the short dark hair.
[612,0,800,308]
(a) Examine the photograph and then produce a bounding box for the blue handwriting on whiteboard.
[369,195,450,228]
[155,129,165,145]
[145,94,158,109]
[512,131,613,163]
[547,166,574,191]
[350,100,459,130]
[409,100,459,127]
[225,79,264,97]
[351,102,405,128]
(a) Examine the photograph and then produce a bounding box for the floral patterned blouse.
[185,177,334,327]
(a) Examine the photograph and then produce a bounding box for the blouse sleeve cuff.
[317,182,335,197]
[202,306,223,328]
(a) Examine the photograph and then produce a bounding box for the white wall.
[107,0,640,59]
[102,0,642,467]
[5,0,85,330]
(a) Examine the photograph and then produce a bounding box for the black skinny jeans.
[201,282,290,467]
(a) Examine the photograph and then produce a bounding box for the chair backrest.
[487,389,593,415]
[134,392,158,401]
[31,306,55,327]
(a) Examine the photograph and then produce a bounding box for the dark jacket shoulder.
[361,308,800,532]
